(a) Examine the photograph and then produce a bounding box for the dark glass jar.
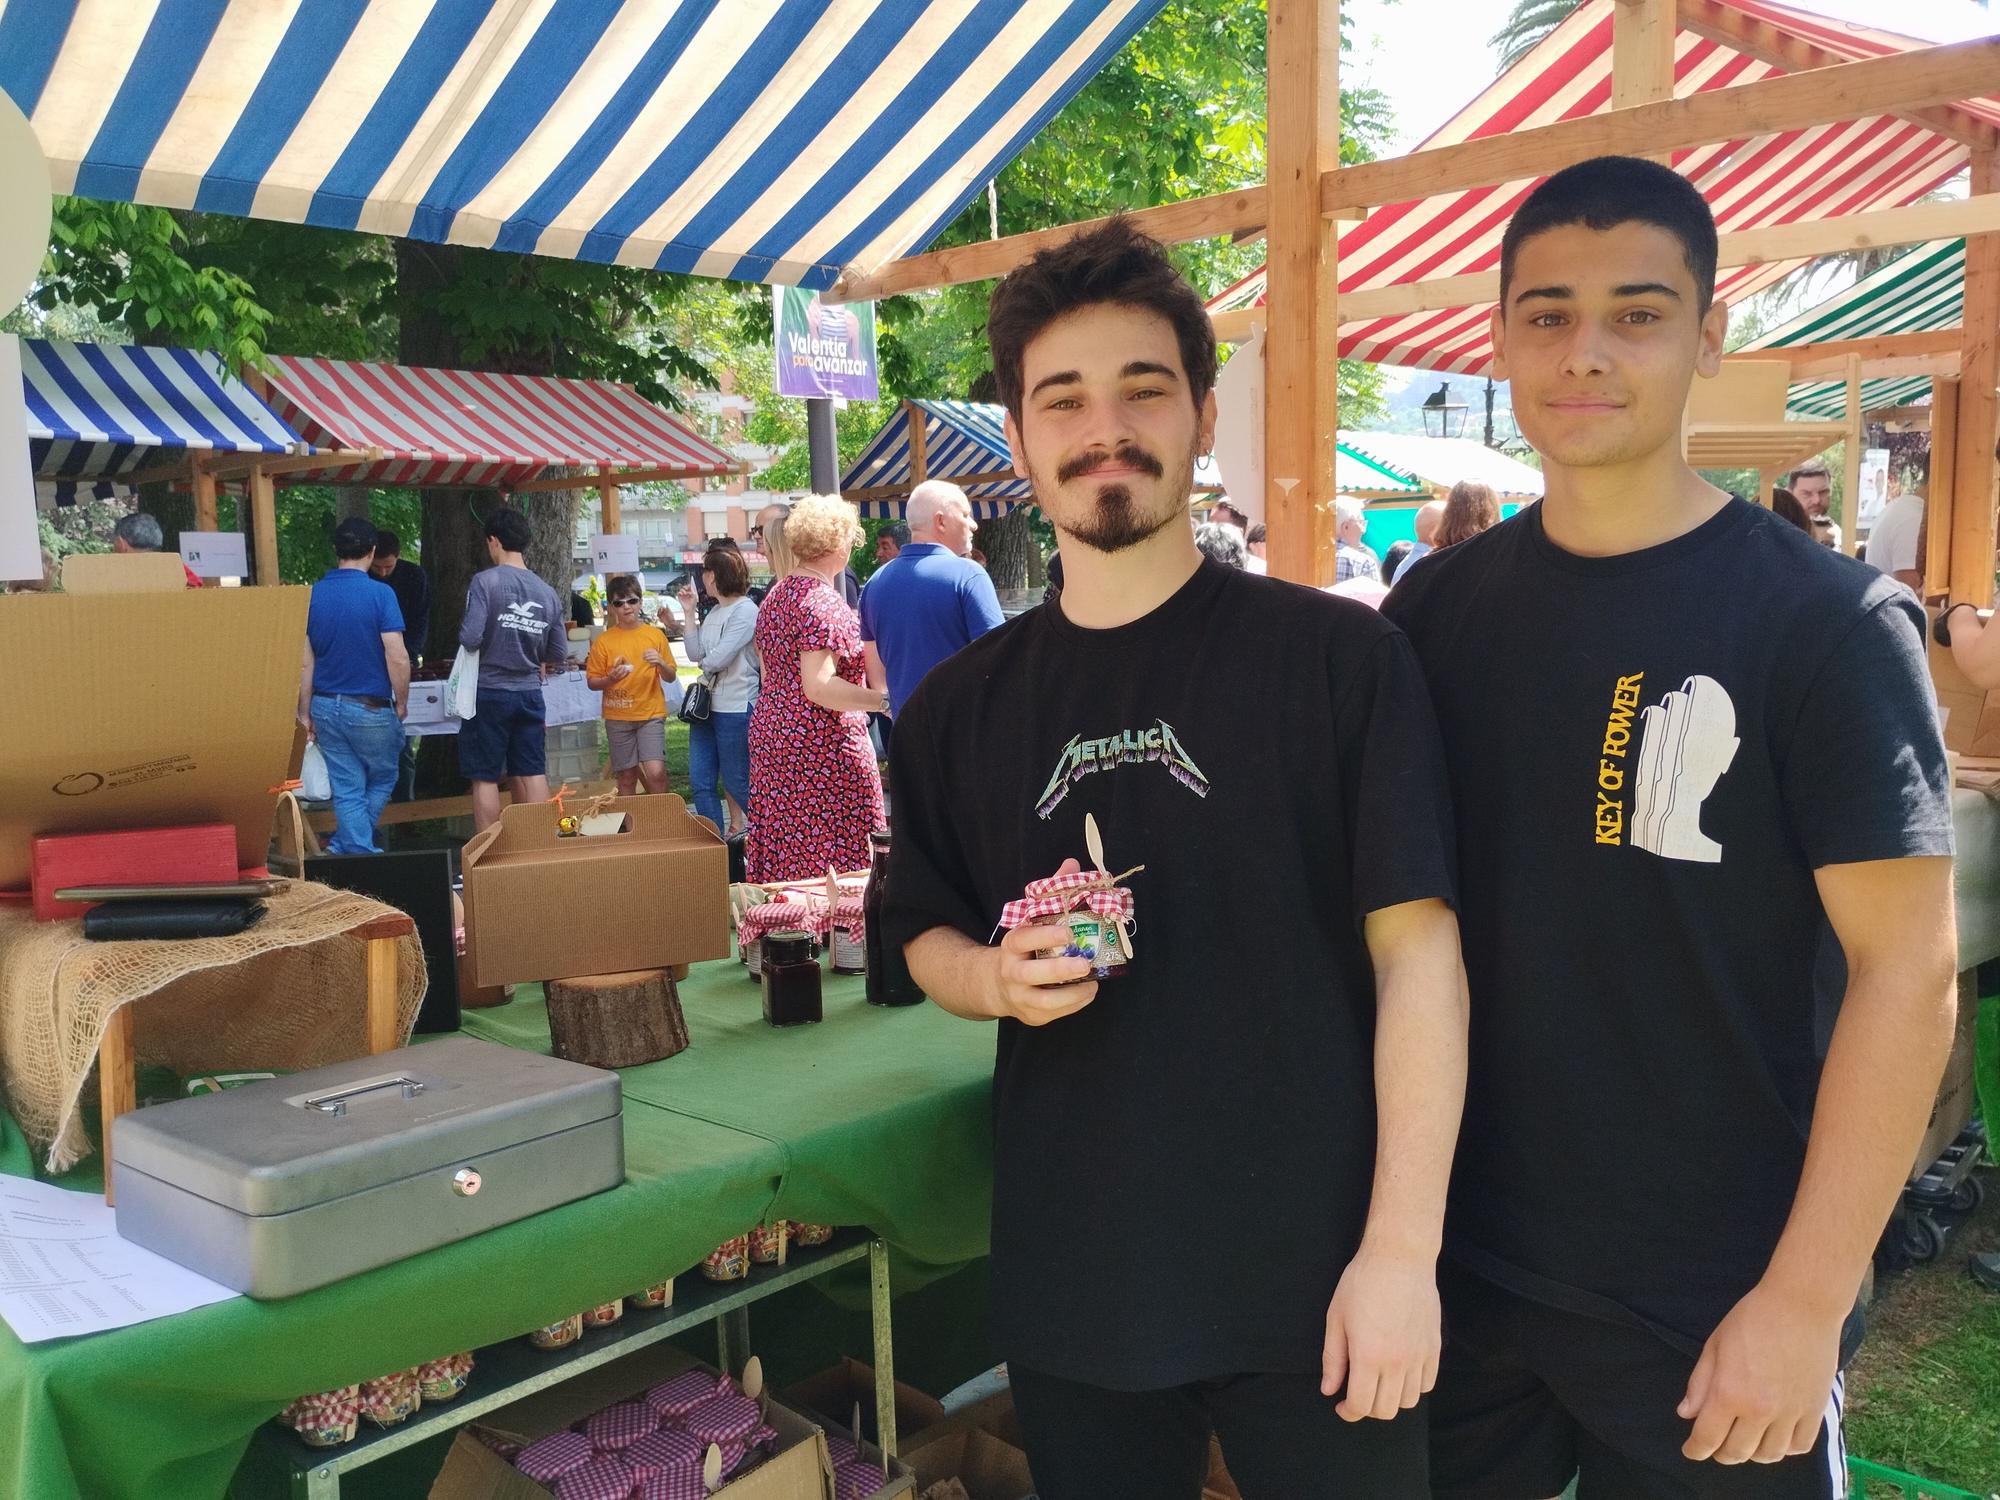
[863,829,926,1006]
[761,929,823,1026]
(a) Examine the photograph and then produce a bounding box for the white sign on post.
[591,532,641,573]
[178,530,249,579]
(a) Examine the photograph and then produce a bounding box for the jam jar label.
[1062,911,1127,971]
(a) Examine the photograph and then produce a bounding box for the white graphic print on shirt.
[1595,672,1739,864]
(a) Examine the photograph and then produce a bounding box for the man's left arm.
[1682,855,1954,1466]
[1323,897,1468,1421]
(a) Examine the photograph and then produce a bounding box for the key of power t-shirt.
[881,558,1457,1388]
[1383,497,1952,1347]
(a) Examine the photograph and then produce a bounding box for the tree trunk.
[334,485,373,524]
[527,466,589,604]
[975,506,1032,592]
[545,968,690,1067]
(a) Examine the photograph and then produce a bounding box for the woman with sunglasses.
[583,574,676,796]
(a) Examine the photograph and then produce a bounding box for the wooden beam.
[1678,0,1999,152]
[1951,148,2000,606]
[248,466,280,586]
[191,459,218,531]
[1264,0,1341,584]
[907,401,928,486]
[1867,403,1932,427]
[507,463,739,495]
[1613,0,1678,166]
[97,1005,137,1205]
[1321,36,2000,218]
[1842,353,1863,558]
[1791,350,1960,383]
[598,469,621,533]
[1728,329,1962,370]
[202,447,377,480]
[826,186,1268,303]
[1928,377,1959,590]
[1210,306,1262,344]
[1331,196,2000,325]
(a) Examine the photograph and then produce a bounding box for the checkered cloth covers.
[515,1430,595,1483]
[836,1456,885,1500]
[636,1470,709,1500]
[685,1390,762,1443]
[584,1399,660,1450]
[552,1454,634,1500]
[997,868,1135,928]
[644,1369,722,1419]
[625,1427,704,1477]
[825,1432,859,1467]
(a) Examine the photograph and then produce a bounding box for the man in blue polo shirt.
[860,481,1005,722]
[298,516,409,855]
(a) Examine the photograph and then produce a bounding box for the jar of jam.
[828,897,866,976]
[761,930,823,1026]
[1060,908,1131,979]
[863,830,926,1006]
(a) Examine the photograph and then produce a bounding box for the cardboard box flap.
[476,793,724,856]
[902,1426,1034,1500]
[60,552,188,594]
[0,585,309,890]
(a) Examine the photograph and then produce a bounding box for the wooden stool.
[97,913,415,1204]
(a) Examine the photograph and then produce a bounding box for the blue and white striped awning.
[842,400,1028,518]
[0,2,1166,289]
[21,337,303,481]
[1740,239,1963,420]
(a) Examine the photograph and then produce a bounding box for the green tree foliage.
[1490,0,1582,67]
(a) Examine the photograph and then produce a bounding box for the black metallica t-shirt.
[882,558,1457,1388]
[1384,498,1952,1348]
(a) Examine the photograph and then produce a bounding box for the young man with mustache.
[1383,156,1956,1499]
[878,219,1468,1498]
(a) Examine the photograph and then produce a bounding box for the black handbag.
[678,674,713,723]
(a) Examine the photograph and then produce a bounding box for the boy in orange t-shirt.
[583,574,676,794]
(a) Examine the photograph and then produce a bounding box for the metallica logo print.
[1036,720,1211,819]
[1593,672,1739,864]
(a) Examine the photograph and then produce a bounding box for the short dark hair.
[332,515,379,560]
[484,507,532,553]
[881,521,911,548]
[987,216,1217,422]
[1769,488,1812,533]
[374,528,402,557]
[704,545,749,597]
[1245,521,1266,544]
[1789,460,1831,486]
[1500,156,1718,312]
[605,573,641,601]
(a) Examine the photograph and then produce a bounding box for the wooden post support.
[1950,148,2000,607]
[1841,354,1863,558]
[97,1005,137,1205]
[906,401,928,486]
[1263,0,1340,584]
[1613,0,1678,165]
[1756,468,1780,506]
[598,469,622,533]
[1928,377,1960,595]
[248,465,280,585]
[191,459,219,532]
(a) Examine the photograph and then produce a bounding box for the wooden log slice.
[545,968,689,1068]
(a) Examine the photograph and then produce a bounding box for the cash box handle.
[301,1076,427,1117]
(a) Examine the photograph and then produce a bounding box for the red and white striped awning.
[1208,0,2000,376]
[260,355,737,489]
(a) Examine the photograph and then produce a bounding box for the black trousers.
[1010,1361,1430,1500]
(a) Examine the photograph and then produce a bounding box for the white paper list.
[0,1176,238,1343]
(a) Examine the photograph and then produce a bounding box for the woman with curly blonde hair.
[746,495,888,881]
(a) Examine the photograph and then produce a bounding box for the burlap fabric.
[0,881,426,1173]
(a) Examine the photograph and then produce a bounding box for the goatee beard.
[1040,442,1193,556]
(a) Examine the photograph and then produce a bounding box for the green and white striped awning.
[1739,239,1963,419]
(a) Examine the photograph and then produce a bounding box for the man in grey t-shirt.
[458,508,571,831]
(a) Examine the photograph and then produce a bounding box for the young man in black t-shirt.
[1384,157,1956,1499]
[880,220,1467,1499]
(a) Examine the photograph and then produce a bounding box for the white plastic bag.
[299,739,332,802]
[445,646,479,720]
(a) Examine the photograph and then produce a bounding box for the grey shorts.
[606,717,666,771]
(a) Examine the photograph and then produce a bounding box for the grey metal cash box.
[111,1036,624,1298]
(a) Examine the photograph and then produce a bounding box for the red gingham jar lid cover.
[624,1427,703,1476]
[551,1453,634,1500]
[515,1429,595,1482]
[584,1399,659,1450]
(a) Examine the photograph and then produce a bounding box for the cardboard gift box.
[0,554,307,893]
[461,795,729,987]
[429,1345,914,1500]
[780,1358,947,1449]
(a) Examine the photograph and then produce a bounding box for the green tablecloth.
[0,963,996,1500]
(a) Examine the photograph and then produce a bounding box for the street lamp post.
[1420,381,1468,440]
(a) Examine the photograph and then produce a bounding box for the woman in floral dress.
[746,495,888,882]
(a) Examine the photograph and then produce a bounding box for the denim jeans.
[688,710,751,837]
[313,696,404,855]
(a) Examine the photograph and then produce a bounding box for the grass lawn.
[1845,1184,2000,1497]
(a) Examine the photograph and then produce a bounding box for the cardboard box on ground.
[0,554,306,891]
[429,1344,914,1500]
[780,1357,948,1447]
[460,795,730,987]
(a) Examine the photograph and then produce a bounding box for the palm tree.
[1490,0,1584,69]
